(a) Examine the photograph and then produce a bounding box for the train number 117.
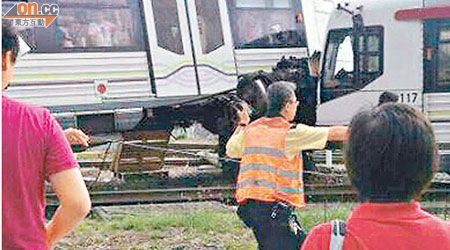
[399,92,418,104]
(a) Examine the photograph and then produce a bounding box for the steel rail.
[46,185,449,208]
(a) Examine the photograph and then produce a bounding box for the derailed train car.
[2,0,335,134]
[315,0,450,170]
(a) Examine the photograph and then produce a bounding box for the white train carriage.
[3,0,334,133]
[316,0,450,145]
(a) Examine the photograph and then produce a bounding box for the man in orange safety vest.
[226,81,348,250]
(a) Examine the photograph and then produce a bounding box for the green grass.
[297,203,355,231]
[56,204,258,249]
[55,203,356,249]
[54,202,447,249]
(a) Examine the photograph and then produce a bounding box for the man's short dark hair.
[345,103,438,202]
[378,91,399,106]
[266,81,296,117]
[2,20,20,63]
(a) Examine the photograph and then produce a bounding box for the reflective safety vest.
[235,117,305,208]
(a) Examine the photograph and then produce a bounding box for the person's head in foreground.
[300,103,448,250]
[345,103,438,202]
[266,81,298,122]
[2,19,91,249]
[2,20,19,91]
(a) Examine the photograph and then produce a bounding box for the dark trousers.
[237,200,304,250]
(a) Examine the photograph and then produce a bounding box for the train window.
[357,31,384,80]
[195,0,224,54]
[321,29,354,90]
[321,26,383,101]
[335,36,354,73]
[228,0,307,49]
[364,36,380,72]
[152,0,184,55]
[30,0,145,53]
[437,26,450,87]
[367,36,379,52]
[424,20,450,92]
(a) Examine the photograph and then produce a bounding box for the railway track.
[46,140,450,215]
[45,185,449,215]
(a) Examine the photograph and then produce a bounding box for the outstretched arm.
[327,126,349,142]
[46,168,91,247]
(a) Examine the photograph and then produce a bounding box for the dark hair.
[266,81,296,117]
[378,91,399,106]
[229,100,249,126]
[345,103,438,202]
[236,74,268,115]
[2,20,19,63]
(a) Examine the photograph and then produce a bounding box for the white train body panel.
[316,0,450,144]
[2,0,334,131]
[8,52,153,106]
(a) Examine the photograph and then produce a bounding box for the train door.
[423,18,450,143]
[187,0,237,95]
[142,0,237,97]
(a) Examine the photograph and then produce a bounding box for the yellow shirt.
[226,123,329,160]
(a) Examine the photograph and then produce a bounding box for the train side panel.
[8,52,153,107]
[316,0,450,145]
